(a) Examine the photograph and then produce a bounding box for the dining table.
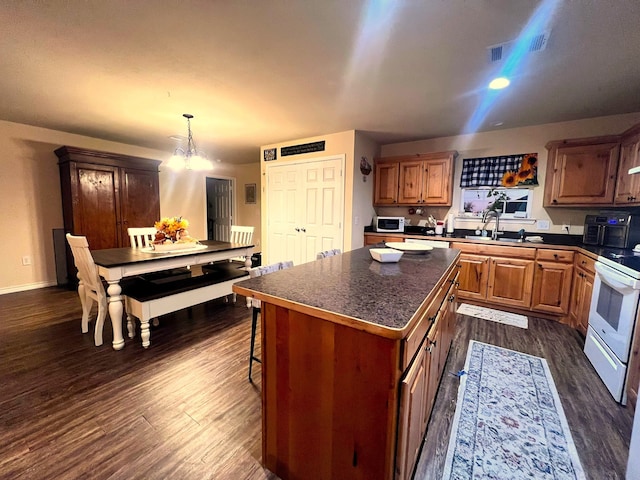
[91,240,253,350]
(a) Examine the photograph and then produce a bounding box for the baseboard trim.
[0,281,58,296]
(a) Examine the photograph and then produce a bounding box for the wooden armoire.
[56,146,161,285]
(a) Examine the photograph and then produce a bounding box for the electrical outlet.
[22,255,32,266]
[536,220,550,231]
[562,223,571,233]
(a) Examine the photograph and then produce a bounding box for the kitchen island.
[232,246,460,480]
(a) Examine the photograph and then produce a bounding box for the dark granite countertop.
[233,246,460,338]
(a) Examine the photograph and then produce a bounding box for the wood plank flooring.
[416,313,634,480]
[0,287,634,479]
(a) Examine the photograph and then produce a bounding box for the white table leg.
[106,281,125,350]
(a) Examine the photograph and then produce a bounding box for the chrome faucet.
[482,210,501,240]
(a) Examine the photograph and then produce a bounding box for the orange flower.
[523,154,537,168]
[501,171,517,187]
[517,169,534,181]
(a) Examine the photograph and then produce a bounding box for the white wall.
[379,112,640,234]
[0,119,259,293]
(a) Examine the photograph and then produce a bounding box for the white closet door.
[266,164,300,264]
[266,156,344,265]
[298,158,343,264]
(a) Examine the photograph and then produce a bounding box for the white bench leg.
[127,313,136,339]
[141,319,151,348]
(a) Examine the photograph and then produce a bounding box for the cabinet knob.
[448,295,455,302]
[295,227,300,232]
[301,227,306,232]
[552,199,558,204]
[553,254,558,259]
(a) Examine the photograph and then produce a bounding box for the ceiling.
[1,1,639,164]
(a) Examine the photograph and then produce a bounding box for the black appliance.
[583,212,640,248]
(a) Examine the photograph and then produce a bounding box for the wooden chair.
[316,248,342,259]
[65,233,109,346]
[127,227,156,248]
[247,260,294,383]
[229,225,255,264]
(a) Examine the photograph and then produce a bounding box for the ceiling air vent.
[487,30,551,63]
[488,42,511,63]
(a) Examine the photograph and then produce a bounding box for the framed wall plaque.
[245,183,257,204]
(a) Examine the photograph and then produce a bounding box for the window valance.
[460,153,538,188]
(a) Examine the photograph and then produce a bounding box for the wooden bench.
[123,263,249,348]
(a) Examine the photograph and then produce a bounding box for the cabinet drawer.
[575,252,596,274]
[536,248,574,263]
[402,267,456,371]
[451,242,536,259]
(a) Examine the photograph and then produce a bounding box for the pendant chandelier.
[167,113,213,171]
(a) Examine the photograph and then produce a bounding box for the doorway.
[206,177,233,241]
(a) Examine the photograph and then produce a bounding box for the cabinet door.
[627,316,640,411]
[457,254,490,301]
[422,158,451,205]
[74,163,121,250]
[398,161,424,204]
[425,319,442,422]
[615,136,640,204]
[396,346,427,480]
[579,271,594,336]
[545,142,619,206]
[374,162,399,205]
[531,261,574,316]
[487,257,534,309]
[119,167,160,246]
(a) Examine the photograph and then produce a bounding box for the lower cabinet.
[396,267,458,480]
[365,234,405,246]
[452,243,535,309]
[569,253,596,335]
[531,249,574,318]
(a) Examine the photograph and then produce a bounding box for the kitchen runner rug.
[441,341,586,480]
[457,303,528,329]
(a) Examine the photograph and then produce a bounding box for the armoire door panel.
[77,166,120,250]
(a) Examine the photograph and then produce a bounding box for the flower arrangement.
[501,153,538,187]
[153,216,193,243]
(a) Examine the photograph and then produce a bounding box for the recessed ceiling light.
[489,77,510,90]
[492,121,504,127]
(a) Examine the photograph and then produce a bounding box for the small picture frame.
[245,183,256,204]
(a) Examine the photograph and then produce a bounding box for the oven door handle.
[595,262,640,290]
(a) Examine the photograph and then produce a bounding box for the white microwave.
[374,216,405,233]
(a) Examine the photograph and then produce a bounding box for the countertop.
[365,228,640,275]
[232,246,460,339]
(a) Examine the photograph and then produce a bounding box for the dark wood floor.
[417,313,634,480]
[0,288,634,479]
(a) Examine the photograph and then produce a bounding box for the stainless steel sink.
[464,235,523,243]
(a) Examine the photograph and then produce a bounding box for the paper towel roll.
[447,213,455,233]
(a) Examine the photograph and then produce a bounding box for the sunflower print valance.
[460,153,538,188]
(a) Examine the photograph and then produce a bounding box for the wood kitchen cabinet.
[374,162,400,205]
[397,268,458,480]
[569,253,596,336]
[452,243,535,310]
[614,123,640,205]
[374,151,457,206]
[364,234,405,246]
[56,146,161,284]
[628,309,640,411]
[531,249,574,319]
[543,136,620,207]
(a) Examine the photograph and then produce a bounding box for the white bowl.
[370,248,404,263]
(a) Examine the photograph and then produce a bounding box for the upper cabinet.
[544,122,640,208]
[614,123,640,205]
[374,151,457,206]
[543,136,620,207]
